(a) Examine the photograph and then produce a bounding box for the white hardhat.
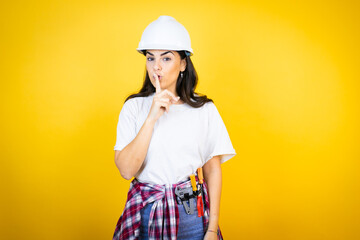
[137,16,193,56]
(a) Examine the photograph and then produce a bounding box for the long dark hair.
[124,50,213,108]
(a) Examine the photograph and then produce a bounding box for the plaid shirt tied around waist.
[112,176,223,240]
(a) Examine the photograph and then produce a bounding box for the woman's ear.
[180,58,187,72]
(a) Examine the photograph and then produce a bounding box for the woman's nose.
[153,59,161,71]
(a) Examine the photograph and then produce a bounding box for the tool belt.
[174,168,205,217]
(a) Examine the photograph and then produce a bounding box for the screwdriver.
[196,168,204,217]
[190,174,197,192]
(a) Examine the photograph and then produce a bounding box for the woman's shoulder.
[200,99,216,110]
[122,93,154,113]
[125,93,154,104]
[191,93,216,108]
[200,100,221,118]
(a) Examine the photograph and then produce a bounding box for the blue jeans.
[139,199,204,239]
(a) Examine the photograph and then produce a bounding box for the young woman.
[112,16,236,240]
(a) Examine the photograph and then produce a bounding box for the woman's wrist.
[207,216,219,233]
[207,229,218,234]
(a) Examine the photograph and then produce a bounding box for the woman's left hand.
[203,231,217,240]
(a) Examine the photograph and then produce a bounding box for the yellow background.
[1,0,359,239]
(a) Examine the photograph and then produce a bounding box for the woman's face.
[145,50,186,95]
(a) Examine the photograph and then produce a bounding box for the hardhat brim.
[136,48,193,56]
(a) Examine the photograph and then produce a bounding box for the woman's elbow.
[115,160,134,180]
[116,162,134,180]
[114,152,135,180]
[120,171,133,180]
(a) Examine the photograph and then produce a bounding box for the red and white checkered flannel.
[112,176,223,240]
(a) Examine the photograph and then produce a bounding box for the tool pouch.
[175,185,197,215]
[174,169,205,216]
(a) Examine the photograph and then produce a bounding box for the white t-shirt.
[114,92,236,185]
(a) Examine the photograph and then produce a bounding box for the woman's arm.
[202,155,222,237]
[114,118,156,180]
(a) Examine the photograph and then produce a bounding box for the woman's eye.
[146,57,171,61]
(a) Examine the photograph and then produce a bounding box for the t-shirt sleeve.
[203,102,236,164]
[113,99,137,151]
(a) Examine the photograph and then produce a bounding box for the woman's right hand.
[147,73,180,123]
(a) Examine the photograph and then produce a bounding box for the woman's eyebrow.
[146,51,173,56]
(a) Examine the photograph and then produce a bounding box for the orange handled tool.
[196,167,204,217]
[197,168,203,184]
[190,174,197,192]
[197,195,204,217]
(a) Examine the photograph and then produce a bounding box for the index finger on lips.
[154,74,161,94]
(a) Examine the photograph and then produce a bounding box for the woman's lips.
[153,73,162,81]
